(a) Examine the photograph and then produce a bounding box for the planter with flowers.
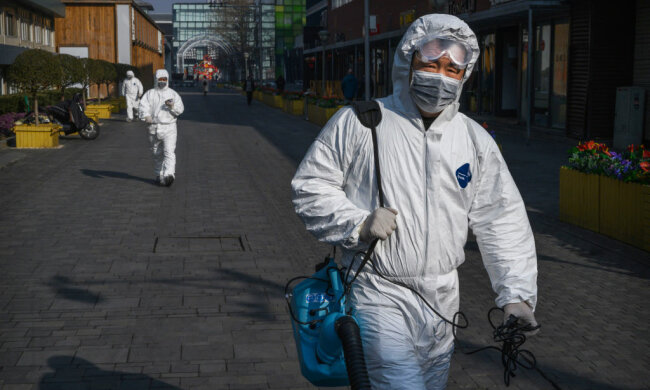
[7,49,63,148]
[282,92,304,116]
[560,141,650,251]
[308,96,344,127]
[261,87,283,108]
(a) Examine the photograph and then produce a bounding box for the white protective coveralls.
[121,71,143,121]
[139,69,185,179]
[291,14,537,389]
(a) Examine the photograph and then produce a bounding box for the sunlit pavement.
[0,88,647,389]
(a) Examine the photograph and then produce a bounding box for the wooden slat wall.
[54,2,164,95]
[132,5,164,90]
[587,3,635,139]
[566,0,590,139]
[54,5,116,62]
[567,0,635,140]
[132,45,163,90]
[633,0,650,144]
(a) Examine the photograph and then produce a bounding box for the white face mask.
[409,70,461,114]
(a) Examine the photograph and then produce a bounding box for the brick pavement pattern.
[0,89,648,390]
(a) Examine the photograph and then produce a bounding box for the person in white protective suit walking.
[121,70,143,122]
[291,14,538,389]
[139,69,184,186]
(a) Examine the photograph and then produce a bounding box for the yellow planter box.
[272,95,283,109]
[599,176,650,251]
[263,93,280,108]
[283,99,304,116]
[14,123,61,148]
[86,104,112,119]
[307,104,339,126]
[85,111,100,123]
[560,167,650,252]
[253,91,262,101]
[559,167,600,232]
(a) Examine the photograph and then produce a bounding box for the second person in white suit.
[139,69,184,186]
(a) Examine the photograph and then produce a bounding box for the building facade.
[275,0,306,81]
[0,0,63,95]
[172,1,276,82]
[308,0,650,142]
[150,12,173,77]
[54,0,164,96]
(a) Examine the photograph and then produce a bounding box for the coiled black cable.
[464,307,539,387]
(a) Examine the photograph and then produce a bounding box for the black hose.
[335,316,372,390]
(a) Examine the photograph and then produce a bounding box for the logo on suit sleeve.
[456,163,472,188]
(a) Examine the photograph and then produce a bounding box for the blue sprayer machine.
[285,256,371,389]
[286,101,383,390]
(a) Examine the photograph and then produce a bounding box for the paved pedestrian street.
[0,89,648,390]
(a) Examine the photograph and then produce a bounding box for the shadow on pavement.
[39,356,181,389]
[48,275,103,305]
[80,169,156,185]
[454,339,622,390]
[41,268,284,321]
[177,89,320,165]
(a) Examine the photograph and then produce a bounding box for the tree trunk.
[34,95,40,126]
[61,86,66,101]
[82,85,87,109]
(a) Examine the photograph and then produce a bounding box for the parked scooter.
[23,93,100,140]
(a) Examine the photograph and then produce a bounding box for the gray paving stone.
[0,90,647,390]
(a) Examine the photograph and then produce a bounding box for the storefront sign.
[400,9,415,28]
[448,0,476,15]
[369,15,380,36]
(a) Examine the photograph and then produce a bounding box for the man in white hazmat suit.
[291,14,538,389]
[139,69,184,186]
[121,70,143,122]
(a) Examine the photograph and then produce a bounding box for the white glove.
[144,116,153,124]
[504,302,539,336]
[359,207,398,243]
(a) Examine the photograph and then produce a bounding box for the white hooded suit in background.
[121,70,143,121]
[291,14,537,389]
[139,69,184,184]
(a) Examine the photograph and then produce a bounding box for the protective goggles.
[415,37,472,69]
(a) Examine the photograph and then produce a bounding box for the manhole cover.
[153,235,248,253]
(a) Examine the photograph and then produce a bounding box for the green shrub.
[0,88,84,115]
[7,49,62,124]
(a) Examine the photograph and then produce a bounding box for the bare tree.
[210,0,257,81]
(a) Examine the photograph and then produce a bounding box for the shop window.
[34,24,41,43]
[480,34,496,113]
[551,22,569,129]
[533,24,551,126]
[5,13,14,36]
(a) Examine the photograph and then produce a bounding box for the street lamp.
[318,29,329,96]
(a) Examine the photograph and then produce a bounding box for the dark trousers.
[246,92,253,105]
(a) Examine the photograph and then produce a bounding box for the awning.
[456,0,570,31]
[0,45,27,65]
[21,0,66,18]
[304,28,405,55]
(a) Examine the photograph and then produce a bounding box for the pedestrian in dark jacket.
[245,75,255,106]
[276,75,285,92]
[341,68,358,102]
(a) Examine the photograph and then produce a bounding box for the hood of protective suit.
[155,69,169,90]
[391,14,479,117]
[126,70,134,78]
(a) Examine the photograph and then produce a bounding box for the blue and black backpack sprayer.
[286,102,548,389]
